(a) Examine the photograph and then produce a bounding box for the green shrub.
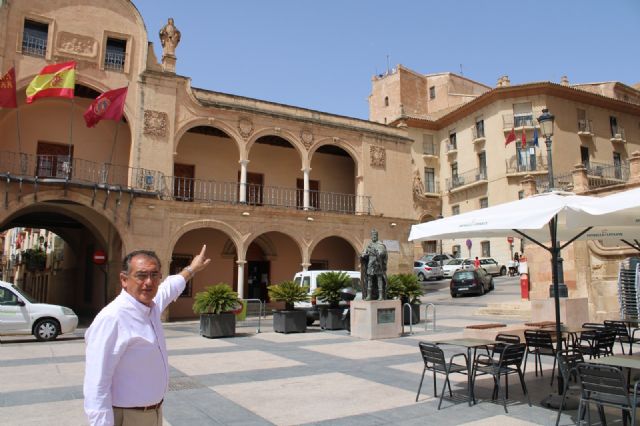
[192,283,240,315]
[387,273,423,304]
[313,271,351,307]
[268,280,309,311]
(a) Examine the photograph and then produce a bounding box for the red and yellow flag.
[0,67,17,108]
[25,61,76,104]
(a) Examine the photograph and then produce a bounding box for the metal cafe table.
[432,337,497,406]
[587,354,640,370]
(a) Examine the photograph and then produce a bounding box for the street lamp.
[538,107,567,299]
[437,214,444,272]
[538,108,555,191]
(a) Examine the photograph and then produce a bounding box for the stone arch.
[308,230,362,255]
[0,189,129,252]
[246,128,307,164]
[173,119,243,157]
[309,137,361,176]
[168,219,243,259]
[243,225,304,261]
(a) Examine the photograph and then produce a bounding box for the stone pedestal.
[350,300,402,340]
[531,297,589,329]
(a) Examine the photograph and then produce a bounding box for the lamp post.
[537,108,567,300]
[538,108,555,191]
[437,214,444,273]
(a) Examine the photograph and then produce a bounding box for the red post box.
[520,273,529,301]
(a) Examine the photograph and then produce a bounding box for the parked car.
[413,260,443,281]
[449,268,494,297]
[0,280,78,341]
[450,268,494,297]
[442,258,466,278]
[477,257,507,276]
[292,270,362,325]
[419,253,455,263]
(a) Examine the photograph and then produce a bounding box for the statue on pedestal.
[159,18,181,57]
[361,229,388,300]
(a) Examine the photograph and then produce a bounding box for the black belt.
[114,399,163,411]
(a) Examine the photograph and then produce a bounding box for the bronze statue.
[159,18,181,57]
[360,229,388,300]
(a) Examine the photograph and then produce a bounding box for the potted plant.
[387,273,423,325]
[314,271,351,330]
[192,283,241,338]
[268,280,309,333]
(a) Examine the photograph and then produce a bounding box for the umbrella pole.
[550,216,565,395]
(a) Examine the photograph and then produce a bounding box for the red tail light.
[311,295,317,306]
[424,267,432,271]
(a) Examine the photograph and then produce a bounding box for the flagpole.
[67,96,74,179]
[106,83,128,183]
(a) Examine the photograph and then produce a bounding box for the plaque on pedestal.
[350,300,402,340]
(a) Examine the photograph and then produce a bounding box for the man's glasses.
[128,271,162,282]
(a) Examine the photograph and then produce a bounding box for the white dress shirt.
[83,274,186,426]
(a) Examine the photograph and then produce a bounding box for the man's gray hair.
[121,250,161,273]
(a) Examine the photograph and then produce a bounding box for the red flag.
[521,128,527,148]
[83,86,128,128]
[0,67,17,108]
[505,127,516,146]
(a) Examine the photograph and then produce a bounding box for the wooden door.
[36,142,73,178]
[174,163,195,201]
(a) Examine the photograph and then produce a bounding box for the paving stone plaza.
[1,284,598,426]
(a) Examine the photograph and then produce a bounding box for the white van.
[293,270,362,325]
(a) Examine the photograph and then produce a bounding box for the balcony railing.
[424,179,440,194]
[104,50,126,72]
[611,127,626,142]
[22,34,47,57]
[505,154,548,175]
[446,167,487,191]
[472,126,485,140]
[503,114,536,129]
[422,141,438,156]
[0,151,371,215]
[585,160,629,189]
[578,119,594,135]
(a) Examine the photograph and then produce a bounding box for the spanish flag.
[0,67,17,108]
[25,61,76,104]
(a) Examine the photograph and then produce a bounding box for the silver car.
[413,260,443,281]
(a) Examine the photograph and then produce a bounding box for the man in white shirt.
[84,245,211,426]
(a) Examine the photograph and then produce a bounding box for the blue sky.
[135,0,640,120]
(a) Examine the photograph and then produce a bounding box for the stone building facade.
[0,0,415,319]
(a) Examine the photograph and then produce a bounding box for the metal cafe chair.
[575,328,616,359]
[604,320,640,355]
[524,329,558,385]
[554,349,585,426]
[471,343,531,413]
[416,342,469,409]
[576,363,640,426]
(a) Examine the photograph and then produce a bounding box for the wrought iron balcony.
[585,160,629,189]
[422,141,438,156]
[610,127,626,143]
[472,126,486,142]
[104,50,126,72]
[446,167,487,191]
[505,155,548,175]
[502,114,537,130]
[578,119,594,135]
[0,151,371,215]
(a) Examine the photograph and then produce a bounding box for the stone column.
[355,175,365,214]
[520,174,537,197]
[629,150,640,184]
[571,163,589,193]
[302,167,311,210]
[301,262,311,272]
[236,260,246,299]
[239,159,249,203]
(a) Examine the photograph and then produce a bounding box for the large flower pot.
[200,312,236,338]
[403,303,421,325]
[319,307,345,330]
[273,310,306,334]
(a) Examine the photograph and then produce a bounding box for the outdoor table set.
[417,336,531,413]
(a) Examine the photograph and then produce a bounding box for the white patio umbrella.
[409,189,640,378]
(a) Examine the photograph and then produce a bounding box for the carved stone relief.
[370,146,386,168]
[238,118,253,139]
[300,129,314,149]
[56,32,98,58]
[144,110,168,138]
